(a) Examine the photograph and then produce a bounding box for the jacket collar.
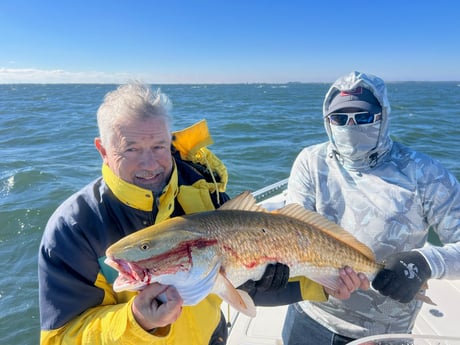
[102,163,178,212]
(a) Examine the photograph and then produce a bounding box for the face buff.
[330,122,381,161]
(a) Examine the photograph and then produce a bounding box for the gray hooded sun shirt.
[287,71,460,338]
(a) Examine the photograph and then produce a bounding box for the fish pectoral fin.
[213,273,257,317]
[235,289,257,317]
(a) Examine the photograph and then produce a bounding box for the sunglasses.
[328,111,382,126]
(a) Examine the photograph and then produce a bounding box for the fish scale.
[105,191,384,316]
[184,209,381,287]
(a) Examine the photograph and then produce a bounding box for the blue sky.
[1,0,459,83]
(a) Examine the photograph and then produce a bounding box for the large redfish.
[105,191,383,317]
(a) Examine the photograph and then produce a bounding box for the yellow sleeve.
[40,299,164,345]
[41,295,223,345]
[289,276,328,302]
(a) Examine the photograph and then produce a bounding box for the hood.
[323,71,393,170]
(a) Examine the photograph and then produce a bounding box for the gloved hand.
[372,251,431,303]
[238,263,290,297]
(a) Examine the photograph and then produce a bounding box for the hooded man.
[282,71,460,344]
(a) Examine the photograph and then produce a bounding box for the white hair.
[96,81,172,146]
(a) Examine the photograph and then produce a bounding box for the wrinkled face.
[96,117,173,193]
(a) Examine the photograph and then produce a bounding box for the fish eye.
[140,242,150,251]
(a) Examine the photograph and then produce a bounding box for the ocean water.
[1,82,459,344]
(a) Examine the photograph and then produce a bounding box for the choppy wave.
[1,82,459,344]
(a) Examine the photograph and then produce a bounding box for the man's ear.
[94,137,107,161]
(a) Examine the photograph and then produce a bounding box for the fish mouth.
[105,250,195,292]
[105,257,151,292]
[105,238,217,293]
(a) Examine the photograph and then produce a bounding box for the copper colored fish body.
[105,191,383,317]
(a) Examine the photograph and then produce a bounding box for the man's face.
[96,117,173,194]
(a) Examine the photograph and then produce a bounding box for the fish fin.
[219,191,268,213]
[415,293,436,305]
[414,282,436,305]
[276,203,376,261]
[303,271,343,293]
[236,289,257,317]
[213,272,257,317]
[309,272,437,305]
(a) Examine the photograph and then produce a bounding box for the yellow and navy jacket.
[38,120,328,344]
[38,121,231,344]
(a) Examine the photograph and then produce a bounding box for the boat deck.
[224,279,460,344]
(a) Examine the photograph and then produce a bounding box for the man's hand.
[324,266,370,300]
[238,263,290,296]
[132,283,184,332]
[372,251,431,303]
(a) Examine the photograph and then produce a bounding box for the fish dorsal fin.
[219,191,267,213]
[276,203,376,261]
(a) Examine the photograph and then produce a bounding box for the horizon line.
[1,80,460,85]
